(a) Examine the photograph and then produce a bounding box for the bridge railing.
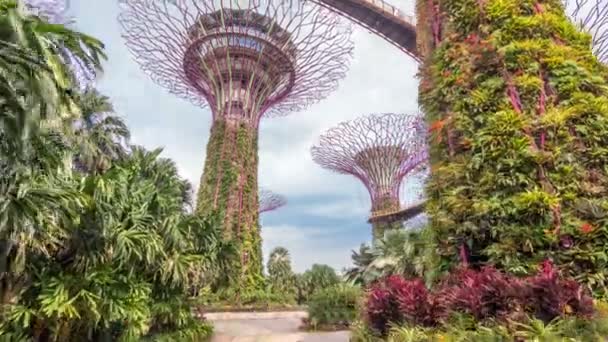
[360,0,416,25]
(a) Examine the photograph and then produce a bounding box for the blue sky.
[68,0,420,273]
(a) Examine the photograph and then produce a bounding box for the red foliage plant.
[365,276,431,335]
[524,260,594,323]
[363,261,595,336]
[438,266,524,322]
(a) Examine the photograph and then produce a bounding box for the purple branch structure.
[22,0,96,88]
[259,189,287,214]
[311,113,427,242]
[119,0,353,285]
[566,0,608,63]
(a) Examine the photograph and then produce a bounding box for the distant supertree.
[259,189,287,214]
[566,0,608,63]
[311,113,427,243]
[21,0,97,88]
[120,0,353,287]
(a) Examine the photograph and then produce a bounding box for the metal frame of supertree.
[119,0,353,125]
[566,0,608,63]
[119,0,353,286]
[311,113,427,241]
[259,189,287,214]
[21,0,96,89]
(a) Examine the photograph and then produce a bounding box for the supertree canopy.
[21,0,97,89]
[259,189,287,214]
[119,0,353,289]
[566,0,608,63]
[311,113,428,243]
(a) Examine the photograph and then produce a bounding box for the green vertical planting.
[418,0,608,297]
[196,119,263,291]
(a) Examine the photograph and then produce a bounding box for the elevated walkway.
[313,0,419,60]
[368,201,425,224]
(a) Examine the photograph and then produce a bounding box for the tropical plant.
[71,88,130,174]
[345,229,440,287]
[0,147,225,340]
[416,0,608,299]
[365,276,432,336]
[0,0,104,155]
[0,7,224,339]
[296,264,341,304]
[565,0,608,63]
[361,263,595,338]
[266,246,297,302]
[306,284,361,329]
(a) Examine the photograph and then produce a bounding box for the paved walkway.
[205,311,349,342]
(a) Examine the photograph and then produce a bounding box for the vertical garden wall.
[196,120,263,290]
[417,0,608,297]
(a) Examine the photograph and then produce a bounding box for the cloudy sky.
[68,0,421,273]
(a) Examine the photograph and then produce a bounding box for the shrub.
[365,276,431,335]
[307,284,361,329]
[362,263,596,337]
[438,266,524,323]
[296,264,340,303]
[523,260,594,322]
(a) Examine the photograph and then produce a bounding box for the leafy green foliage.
[0,0,104,157]
[418,0,608,298]
[0,7,222,340]
[267,247,297,303]
[71,88,130,174]
[306,284,362,329]
[196,120,263,292]
[1,145,225,340]
[346,229,441,286]
[296,264,341,304]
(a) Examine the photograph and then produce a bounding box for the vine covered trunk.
[417,0,608,297]
[196,119,263,290]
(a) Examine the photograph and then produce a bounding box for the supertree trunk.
[196,119,263,288]
[417,0,608,297]
[371,196,402,243]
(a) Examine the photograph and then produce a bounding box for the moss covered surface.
[196,119,263,291]
[418,0,608,297]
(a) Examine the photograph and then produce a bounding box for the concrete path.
[205,311,349,342]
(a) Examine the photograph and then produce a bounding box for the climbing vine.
[196,119,264,292]
[418,0,608,298]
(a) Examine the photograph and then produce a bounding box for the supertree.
[311,113,428,243]
[566,0,608,63]
[259,189,287,214]
[416,0,608,296]
[119,0,353,288]
[20,0,97,89]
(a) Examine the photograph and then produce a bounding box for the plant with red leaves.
[362,264,595,335]
[523,260,594,323]
[437,267,524,323]
[365,276,431,335]
[395,278,433,326]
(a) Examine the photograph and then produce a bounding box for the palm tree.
[267,247,296,300]
[72,89,130,174]
[345,229,440,286]
[0,0,105,155]
[344,244,375,285]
